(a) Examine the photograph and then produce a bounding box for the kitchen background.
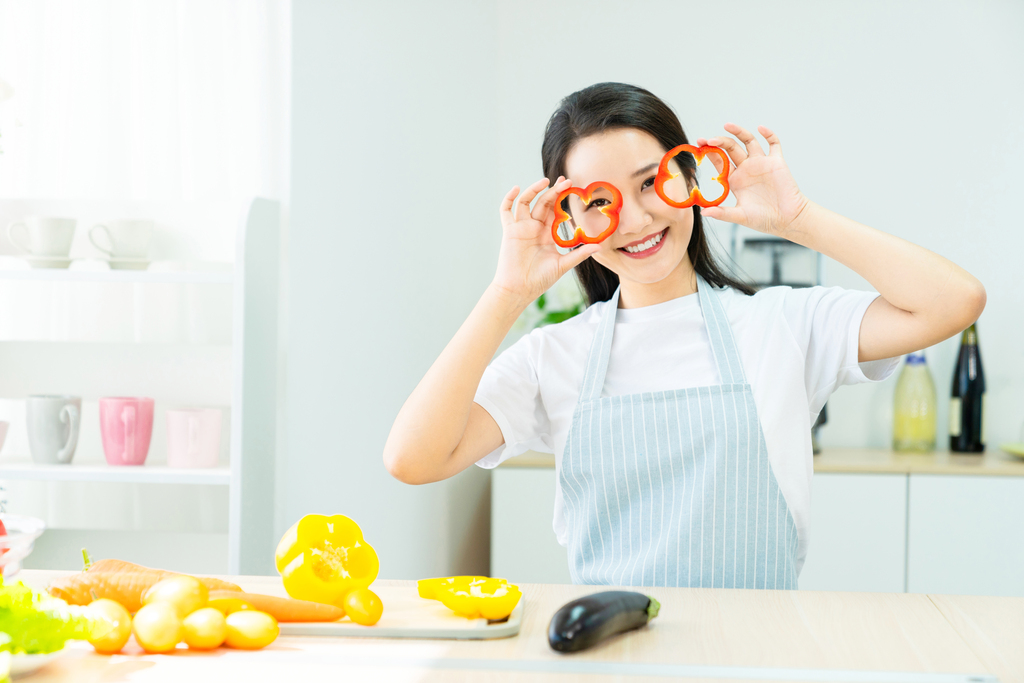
[2,1,1022,587]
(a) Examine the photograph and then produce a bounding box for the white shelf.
[0,460,230,485]
[0,269,232,284]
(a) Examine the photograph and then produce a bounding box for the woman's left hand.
[695,123,809,238]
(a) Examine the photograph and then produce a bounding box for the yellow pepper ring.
[275,514,379,606]
[418,576,522,621]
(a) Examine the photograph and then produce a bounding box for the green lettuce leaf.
[0,577,93,655]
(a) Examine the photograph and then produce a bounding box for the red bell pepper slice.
[654,144,730,209]
[550,182,623,248]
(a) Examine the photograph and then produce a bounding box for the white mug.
[26,395,81,465]
[89,220,153,259]
[7,217,76,256]
[166,408,222,468]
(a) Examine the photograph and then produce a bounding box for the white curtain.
[0,0,289,201]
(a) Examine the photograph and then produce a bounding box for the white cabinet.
[798,473,907,592]
[907,475,1024,597]
[491,467,570,584]
[490,466,911,590]
[490,454,1024,596]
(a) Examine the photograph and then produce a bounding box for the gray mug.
[26,395,81,464]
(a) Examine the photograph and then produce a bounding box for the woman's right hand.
[491,176,602,309]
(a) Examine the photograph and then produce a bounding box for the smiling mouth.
[618,228,668,256]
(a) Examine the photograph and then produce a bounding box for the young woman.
[383,83,985,589]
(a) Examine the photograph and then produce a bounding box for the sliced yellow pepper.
[417,576,489,600]
[275,514,379,606]
[418,576,521,620]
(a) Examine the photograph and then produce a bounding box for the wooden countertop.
[498,447,1024,476]
[16,569,1022,682]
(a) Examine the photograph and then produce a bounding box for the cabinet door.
[798,473,908,592]
[491,467,571,584]
[908,475,1024,596]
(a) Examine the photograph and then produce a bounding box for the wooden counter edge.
[497,448,1024,476]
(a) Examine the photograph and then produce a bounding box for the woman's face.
[563,128,694,286]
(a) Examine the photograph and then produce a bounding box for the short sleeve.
[779,286,900,419]
[473,330,553,469]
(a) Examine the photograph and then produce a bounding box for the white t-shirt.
[473,284,900,573]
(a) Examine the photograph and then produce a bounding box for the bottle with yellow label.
[893,352,937,452]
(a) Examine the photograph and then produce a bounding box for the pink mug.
[166,408,222,468]
[99,397,154,466]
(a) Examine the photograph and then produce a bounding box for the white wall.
[288,1,499,578]
[289,1,1023,578]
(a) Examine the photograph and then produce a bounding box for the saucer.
[25,255,72,269]
[107,257,151,271]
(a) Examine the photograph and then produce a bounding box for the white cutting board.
[276,583,523,639]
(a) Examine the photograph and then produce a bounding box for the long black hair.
[541,82,754,304]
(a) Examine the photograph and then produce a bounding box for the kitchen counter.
[16,570,1024,682]
[499,447,1024,476]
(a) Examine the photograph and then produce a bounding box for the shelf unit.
[0,198,279,575]
[0,460,230,485]
[0,269,233,284]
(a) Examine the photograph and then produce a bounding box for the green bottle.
[950,323,985,453]
[893,351,937,452]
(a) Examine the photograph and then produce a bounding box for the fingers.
[514,178,554,222]
[532,176,570,226]
[557,242,601,272]
[700,204,746,225]
[757,125,783,158]
[499,186,519,228]
[707,135,747,168]
[723,122,765,158]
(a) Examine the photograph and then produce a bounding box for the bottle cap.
[906,352,926,364]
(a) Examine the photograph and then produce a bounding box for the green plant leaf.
[539,304,582,327]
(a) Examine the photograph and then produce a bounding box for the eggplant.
[547,590,660,653]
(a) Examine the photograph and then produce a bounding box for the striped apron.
[559,275,799,589]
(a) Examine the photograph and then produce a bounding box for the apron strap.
[579,286,620,402]
[578,274,747,402]
[695,274,747,385]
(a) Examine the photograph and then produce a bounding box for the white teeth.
[624,231,664,253]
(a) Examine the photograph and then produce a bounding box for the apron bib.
[559,275,799,588]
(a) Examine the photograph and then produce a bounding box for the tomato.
[182,607,227,650]
[207,594,254,615]
[224,610,279,650]
[88,599,132,654]
[142,575,208,618]
[342,588,383,626]
[132,602,183,654]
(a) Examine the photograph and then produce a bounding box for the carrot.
[48,554,241,613]
[208,590,345,623]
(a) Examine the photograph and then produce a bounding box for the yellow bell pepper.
[275,514,379,606]
[418,576,521,620]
